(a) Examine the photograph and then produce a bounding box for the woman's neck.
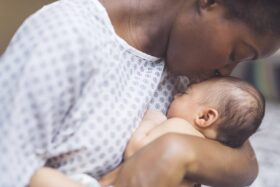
[100,0,186,57]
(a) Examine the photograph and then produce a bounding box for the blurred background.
[0,0,279,186]
[0,0,54,54]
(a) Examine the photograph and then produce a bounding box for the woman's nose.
[216,63,237,76]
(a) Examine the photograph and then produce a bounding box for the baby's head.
[167,76,265,147]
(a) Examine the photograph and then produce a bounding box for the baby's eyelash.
[179,90,188,95]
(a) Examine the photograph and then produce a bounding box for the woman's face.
[166,1,280,80]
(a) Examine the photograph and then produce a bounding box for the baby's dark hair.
[221,0,280,36]
[201,76,265,148]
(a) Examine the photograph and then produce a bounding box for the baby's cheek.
[167,103,183,118]
[166,103,177,118]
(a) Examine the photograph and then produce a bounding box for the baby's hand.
[99,167,120,187]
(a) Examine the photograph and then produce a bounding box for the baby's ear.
[194,107,219,128]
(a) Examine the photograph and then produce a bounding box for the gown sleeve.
[0,2,96,186]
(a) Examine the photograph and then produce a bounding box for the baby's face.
[167,81,211,122]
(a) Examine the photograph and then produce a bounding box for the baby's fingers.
[99,166,121,187]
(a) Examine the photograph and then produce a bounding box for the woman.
[1,0,280,186]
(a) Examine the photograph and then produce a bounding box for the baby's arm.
[124,109,167,158]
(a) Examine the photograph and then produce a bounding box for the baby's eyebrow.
[182,85,192,94]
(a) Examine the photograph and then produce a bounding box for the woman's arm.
[112,133,258,187]
[174,134,258,187]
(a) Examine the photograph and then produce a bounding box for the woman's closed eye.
[229,51,257,63]
[229,41,259,63]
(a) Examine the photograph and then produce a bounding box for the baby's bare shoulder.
[143,109,167,124]
[161,118,204,138]
[164,117,192,125]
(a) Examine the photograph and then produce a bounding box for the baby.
[125,76,265,158]
[31,76,265,187]
[100,76,265,187]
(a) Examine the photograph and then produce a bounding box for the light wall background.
[0,0,55,54]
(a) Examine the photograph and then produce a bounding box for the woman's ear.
[199,0,218,10]
[194,107,219,128]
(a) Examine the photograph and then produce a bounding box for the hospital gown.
[0,0,189,186]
